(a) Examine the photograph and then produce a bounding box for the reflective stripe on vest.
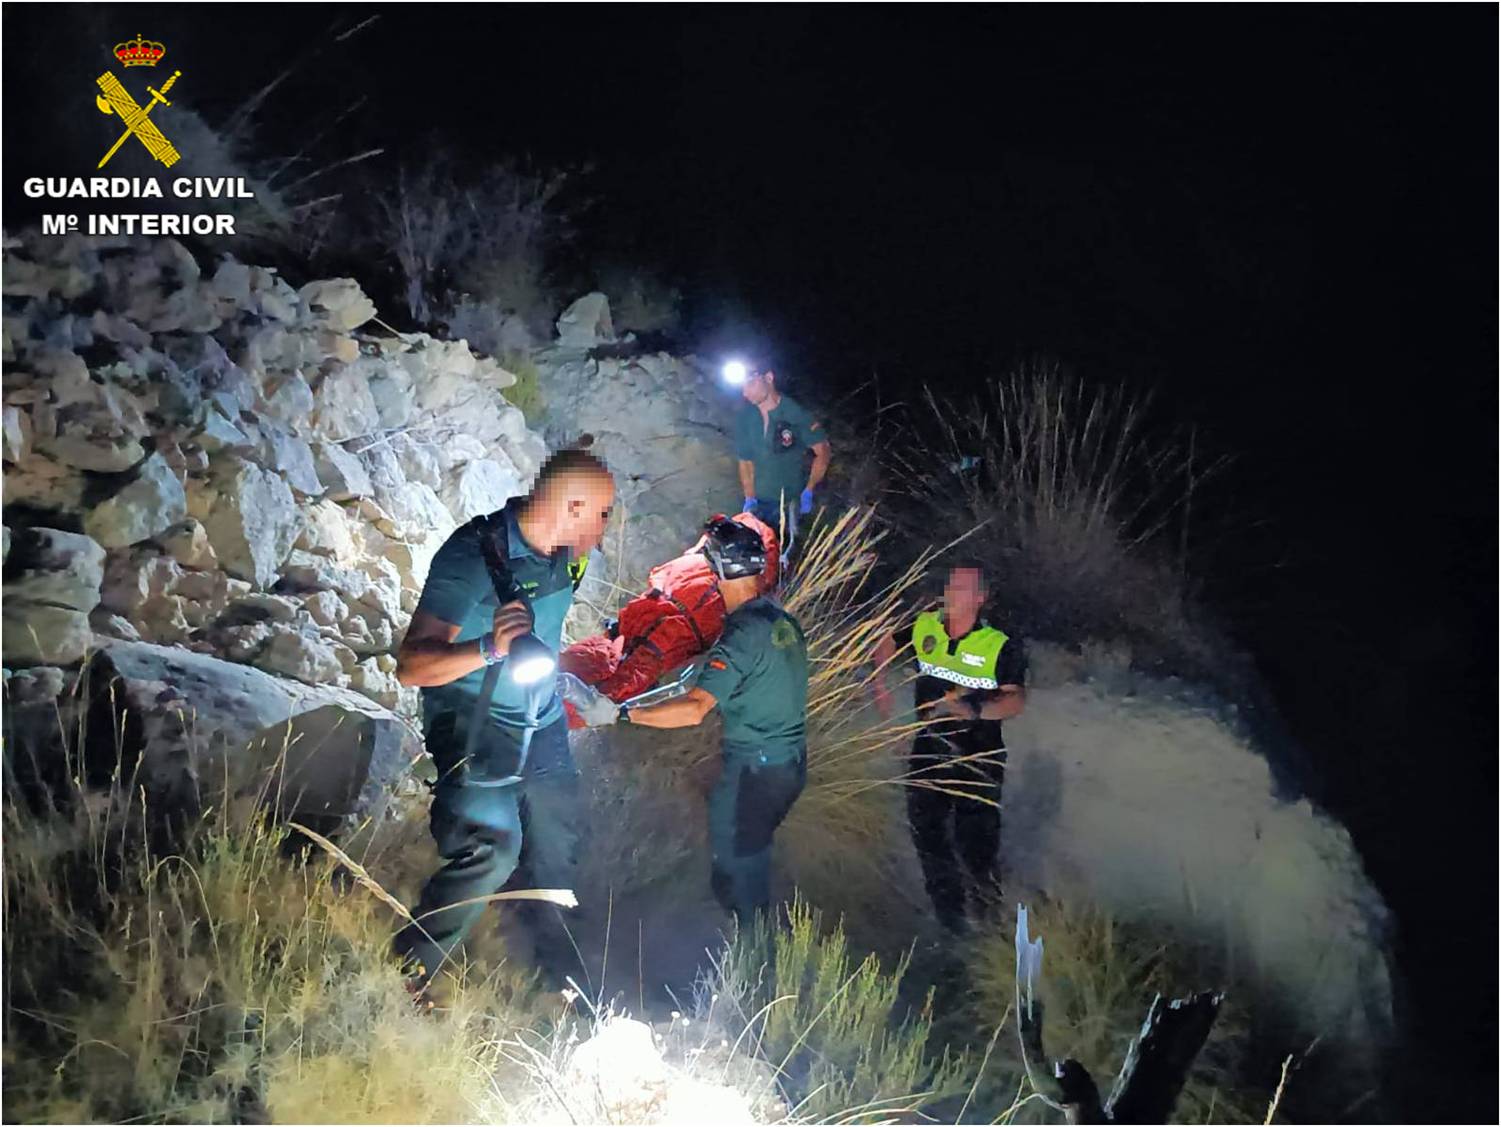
[910,611,1008,690]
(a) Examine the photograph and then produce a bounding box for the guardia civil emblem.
[95,34,183,169]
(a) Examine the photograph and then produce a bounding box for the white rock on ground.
[85,640,417,826]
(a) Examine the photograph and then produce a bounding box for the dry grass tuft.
[889,361,1230,679]
[2,761,550,1124]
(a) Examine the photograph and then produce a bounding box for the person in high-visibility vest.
[874,563,1027,934]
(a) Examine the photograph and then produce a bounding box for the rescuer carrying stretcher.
[563,516,809,924]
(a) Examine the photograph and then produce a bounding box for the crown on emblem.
[114,33,166,67]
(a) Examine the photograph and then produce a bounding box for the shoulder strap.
[475,510,519,604]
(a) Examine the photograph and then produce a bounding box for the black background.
[4,6,1496,1120]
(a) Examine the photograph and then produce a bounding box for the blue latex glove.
[742,496,759,514]
[799,488,814,515]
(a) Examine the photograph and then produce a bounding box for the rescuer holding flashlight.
[393,449,615,989]
[723,360,831,563]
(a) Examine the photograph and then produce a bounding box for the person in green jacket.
[569,516,809,923]
[731,363,831,562]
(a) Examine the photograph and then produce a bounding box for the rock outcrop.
[1,233,563,813]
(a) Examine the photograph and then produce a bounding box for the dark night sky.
[5,5,1497,1118]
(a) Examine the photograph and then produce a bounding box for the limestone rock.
[349,657,402,709]
[258,371,316,429]
[442,456,522,522]
[1,604,92,665]
[198,457,303,588]
[300,278,376,332]
[366,361,416,429]
[294,499,361,562]
[313,441,373,500]
[90,608,143,642]
[1,453,86,511]
[157,518,218,570]
[85,640,417,824]
[3,528,106,611]
[312,366,381,442]
[390,433,442,489]
[555,292,615,349]
[83,452,188,548]
[253,631,343,686]
[196,407,256,454]
[37,431,144,473]
[101,549,182,618]
[302,589,348,627]
[276,550,371,597]
[256,422,324,497]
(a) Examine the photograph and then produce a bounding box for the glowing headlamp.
[722,360,749,386]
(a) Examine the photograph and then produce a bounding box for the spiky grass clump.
[709,894,968,1123]
[1,763,548,1124]
[891,362,1228,679]
[962,899,1269,1125]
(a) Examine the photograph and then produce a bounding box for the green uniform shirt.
[733,394,826,510]
[696,596,809,760]
[414,502,575,743]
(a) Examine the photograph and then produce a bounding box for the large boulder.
[82,640,418,827]
[555,292,615,349]
[83,452,188,548]
[198,457,303,588]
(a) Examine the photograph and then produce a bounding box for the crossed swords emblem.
[95,69,183,169]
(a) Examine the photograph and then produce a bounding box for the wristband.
[479,634,503,665]
[618,704,632,723]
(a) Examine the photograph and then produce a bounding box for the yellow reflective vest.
[910,611,1010,690]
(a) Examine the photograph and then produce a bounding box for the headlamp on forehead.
[722,360,749,386]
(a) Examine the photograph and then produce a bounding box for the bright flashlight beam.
[722,360,748,385]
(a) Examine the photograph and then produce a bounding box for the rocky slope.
[0,235,700,823]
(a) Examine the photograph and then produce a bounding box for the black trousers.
[905,727,1007,931]
[709,747,807,924]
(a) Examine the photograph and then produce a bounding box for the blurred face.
[558,475,615,554]
[943,567,987,623]
[741,369,774,406]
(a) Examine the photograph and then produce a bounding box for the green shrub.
[500,350,547,423]
[711,894,969,1123]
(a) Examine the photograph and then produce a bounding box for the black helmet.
[702,515,768,580]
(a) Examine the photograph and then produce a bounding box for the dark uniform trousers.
[708,744,807,923]
[906,724,1007,932]
[395,710,583,982]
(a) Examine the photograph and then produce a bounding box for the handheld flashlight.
[507,632,556,685]
[722,360,748,386]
